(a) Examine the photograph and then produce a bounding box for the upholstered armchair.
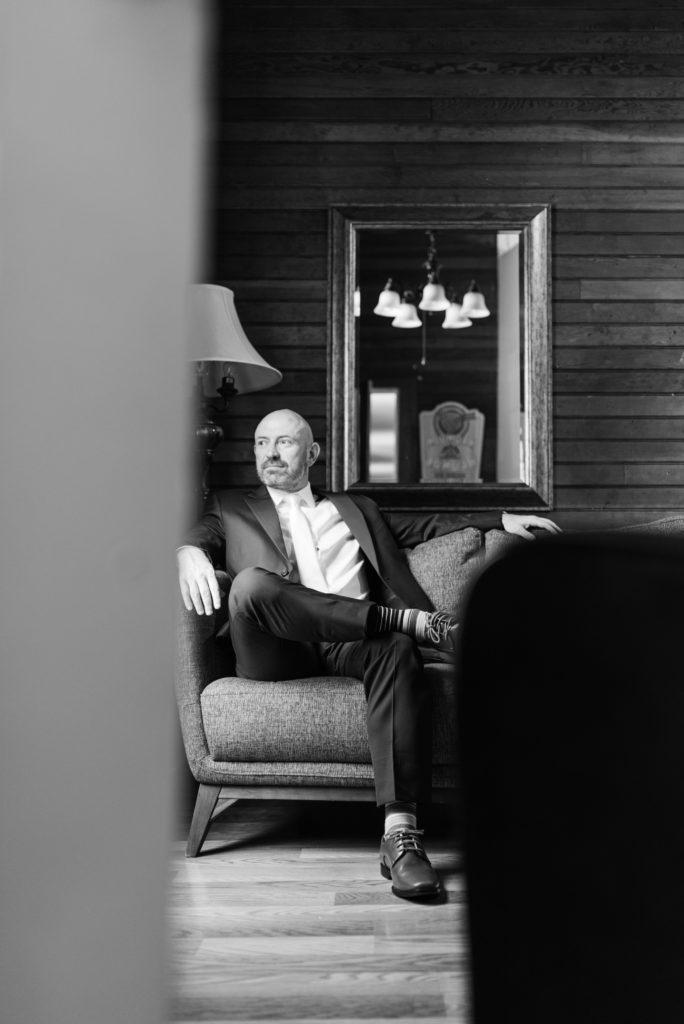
[175,525,510,857]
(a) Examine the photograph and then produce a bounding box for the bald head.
[256,409,313,446]
[254,408,320,492]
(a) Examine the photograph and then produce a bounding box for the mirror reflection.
[329,204,552,510]
[358,227,525,486]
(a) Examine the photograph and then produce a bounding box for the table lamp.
[187,284,282,498]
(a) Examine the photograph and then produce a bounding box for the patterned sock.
[384,801,418,834]
[368,605,431,641]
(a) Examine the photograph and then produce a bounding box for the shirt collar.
[266,483,316,509]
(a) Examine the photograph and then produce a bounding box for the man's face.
[254,411,319,492]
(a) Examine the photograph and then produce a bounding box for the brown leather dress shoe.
[379,828,442,899]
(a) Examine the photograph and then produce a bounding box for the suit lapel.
[324,492,381,576]
[244,486,288,562]
[243,486,380,574]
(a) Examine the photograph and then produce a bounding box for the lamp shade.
[391,298,421,329]
[187,284,282,393]
[461,280,491,319]
[418,282,450,312]
[373,279,401,317]
[442,302,473,329]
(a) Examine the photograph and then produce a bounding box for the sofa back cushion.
[615,514,684,536]
[484,528,524,562]
[404,527,485,616]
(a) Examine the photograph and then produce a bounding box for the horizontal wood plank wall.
[209,0,684,528]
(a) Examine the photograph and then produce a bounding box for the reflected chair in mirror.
[419,401,484,483]
[457,531,684,1024]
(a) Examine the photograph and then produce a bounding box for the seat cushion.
[201,676,370,763]
[201,664,457,767]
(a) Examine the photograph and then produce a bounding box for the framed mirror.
[329,205,552,511]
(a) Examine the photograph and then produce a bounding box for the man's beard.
[258,461,290,481]
[257,460,305,490]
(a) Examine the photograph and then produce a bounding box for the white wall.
[0,2,206,1021]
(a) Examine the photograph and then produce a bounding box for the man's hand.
[502,512,562,541]
[177,545,221,615]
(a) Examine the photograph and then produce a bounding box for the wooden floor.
[167,798,470,1023]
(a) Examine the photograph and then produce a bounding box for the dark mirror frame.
[328,204,553,511]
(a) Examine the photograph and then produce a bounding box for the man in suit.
[178,408,559,899]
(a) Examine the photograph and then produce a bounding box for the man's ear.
[308,442,320,465]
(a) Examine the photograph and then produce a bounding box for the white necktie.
[284,493,328,592]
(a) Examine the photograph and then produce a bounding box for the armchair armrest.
[174,570,233,777]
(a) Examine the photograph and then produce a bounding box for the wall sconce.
[187,284,282,498]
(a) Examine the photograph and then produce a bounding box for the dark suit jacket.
[186,485,501,612]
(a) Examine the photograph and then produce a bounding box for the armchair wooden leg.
[186,783,221,858]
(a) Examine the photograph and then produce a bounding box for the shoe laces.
[384,827,426,855]
[424,612,456,644]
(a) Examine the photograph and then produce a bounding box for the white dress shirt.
[266,484,369,600]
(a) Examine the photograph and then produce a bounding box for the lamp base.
[195,418,224,503]
[192,364,235,504]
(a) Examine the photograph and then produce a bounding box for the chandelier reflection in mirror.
[370,232,489,372]
[329,204,552,511]
[372,230,490,365]
[354,224,525,489]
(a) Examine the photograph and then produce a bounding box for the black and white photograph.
[3,2,684,1023]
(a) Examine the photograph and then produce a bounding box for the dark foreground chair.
[458,531,684,1024]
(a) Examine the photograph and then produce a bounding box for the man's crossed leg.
[228,567,457,899]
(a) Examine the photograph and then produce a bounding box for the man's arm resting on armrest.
[382,508,562,548]
[177,545,222,616]
[183,490,226,564]
[501,512,562,540]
